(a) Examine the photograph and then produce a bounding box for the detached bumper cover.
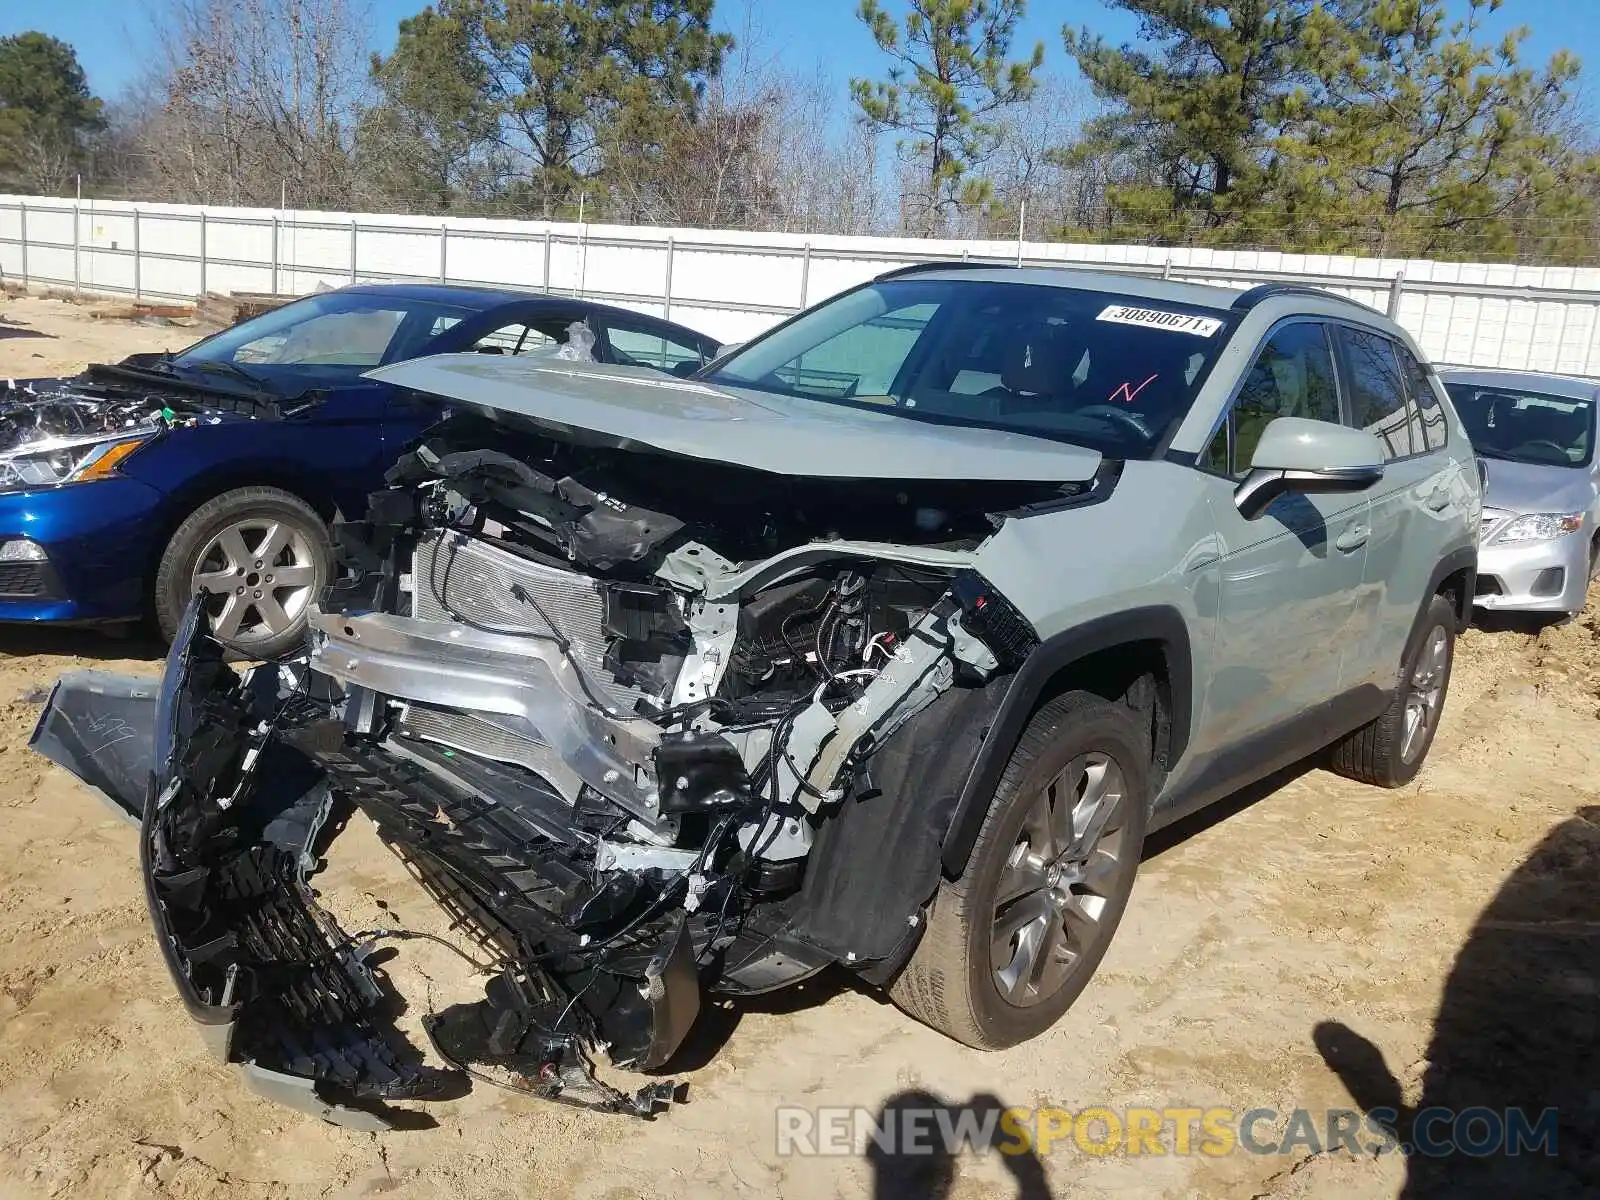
[28,600,692,1127]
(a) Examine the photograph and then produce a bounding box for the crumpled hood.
[1480,455,1598,515]
[365,355,1103,482]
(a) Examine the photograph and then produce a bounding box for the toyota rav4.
[33,265,1480,1126]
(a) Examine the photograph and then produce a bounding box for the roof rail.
[872,259,1013,282]
[1230,283,1376,313]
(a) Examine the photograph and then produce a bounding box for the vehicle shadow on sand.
[0,623,166,676]
[1313,805,1600,1197]
[0,319,54,341]
[666,760,1324,1075]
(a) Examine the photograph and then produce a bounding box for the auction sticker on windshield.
[1096,305,1224,338]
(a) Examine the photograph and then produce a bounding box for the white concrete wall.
[4,194,1599,376]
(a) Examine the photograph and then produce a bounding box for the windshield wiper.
[87,360,281,415]
[187,358,275,392]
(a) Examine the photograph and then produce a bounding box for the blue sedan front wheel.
[154,486,332,659]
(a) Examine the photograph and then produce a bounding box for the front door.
[1193,320,1371,753]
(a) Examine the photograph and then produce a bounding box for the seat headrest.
[1000,326,1080,396]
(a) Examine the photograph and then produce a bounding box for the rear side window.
[471,321,563,356]
[1395,344,1446,451]
[1202,321,1340,477]
[605,321,712,374]
[1339,328,1421,460]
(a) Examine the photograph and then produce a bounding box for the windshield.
[172,292,475,389]
[703,278,1230,457]
[1444,382,1595,468]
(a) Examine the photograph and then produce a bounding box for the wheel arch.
[939,606,1193,878]
[140,462,340,609]
[1424,546,1477,636]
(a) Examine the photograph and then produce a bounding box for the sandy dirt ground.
[0,294,1596,1199]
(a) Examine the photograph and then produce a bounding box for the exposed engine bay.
[29,400,1115,1127]
[0,364,274,487]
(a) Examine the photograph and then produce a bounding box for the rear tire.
[1329,592,1456,788]
[154,486,331,661]
[889,691,1148,1050]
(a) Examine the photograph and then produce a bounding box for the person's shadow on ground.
[1315,804,1600,1197]
[866,1090,1053,1200]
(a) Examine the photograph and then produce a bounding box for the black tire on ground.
[154,486,332,661]
[1329,592,1457,788]
[889,690,1149,1050]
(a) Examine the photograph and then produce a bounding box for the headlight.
[1495,513,1584,542]
[0,432,150,490]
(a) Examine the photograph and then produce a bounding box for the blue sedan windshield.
[174,292,475,388]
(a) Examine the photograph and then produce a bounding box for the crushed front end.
[30,402,1077,1126]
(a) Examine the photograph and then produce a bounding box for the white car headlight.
[0,432,150,491]
[1495,512,1584,543]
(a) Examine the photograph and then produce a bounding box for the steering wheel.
[1507,439,1571,463]
[1072,404,1154,440]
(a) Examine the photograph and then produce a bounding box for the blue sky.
[4,0,1593,111]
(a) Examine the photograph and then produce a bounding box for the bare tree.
[135,0,371,209]
[970,76,1091,237]
[600,12,892,236]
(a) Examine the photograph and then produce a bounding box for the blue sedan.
[0,283,722,656]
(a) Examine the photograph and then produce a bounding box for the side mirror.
[1234,416,1385,520]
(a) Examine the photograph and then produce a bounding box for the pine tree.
[1281,0,1589,259]
[0,32,106,194]
[851,0,1044,234]
[1062,1,1315,244]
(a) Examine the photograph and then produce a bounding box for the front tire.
[154,486,331,660]
[889,691,1149,1050]
[1329,592,1456,787]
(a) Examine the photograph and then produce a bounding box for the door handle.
[1335,524,1370,553]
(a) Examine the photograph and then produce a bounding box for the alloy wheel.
[990,751,1130,1008]
[1401,625,1449,763]
[192,518,319,644]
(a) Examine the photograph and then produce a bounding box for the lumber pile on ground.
[196,291,297,327]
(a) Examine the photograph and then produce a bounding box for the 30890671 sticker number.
[1096,305,1224,338]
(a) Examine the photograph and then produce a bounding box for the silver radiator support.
[308,606,664,820]
[412,529,642,708]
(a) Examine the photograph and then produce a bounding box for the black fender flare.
[939,606,1193,878]
[1425,545,1477,633]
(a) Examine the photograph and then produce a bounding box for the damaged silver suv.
[33,265,1480,1126]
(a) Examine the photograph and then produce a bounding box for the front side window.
[1340,327,1418,461]
[1443,383,1595,467]
[1202,322,1341,477]
[704,279,1229,458]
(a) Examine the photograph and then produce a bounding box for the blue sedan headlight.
[0,431,151,490]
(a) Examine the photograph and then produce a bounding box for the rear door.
[382,307,588,446]
[1195,319,1371,746]
[1333,326,1466,691]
